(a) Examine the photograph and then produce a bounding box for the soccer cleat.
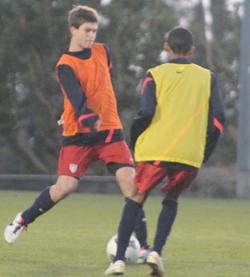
[105,260,125,275]
[4,213,26,244]
[146,251,165,277]
[137,247,150,264]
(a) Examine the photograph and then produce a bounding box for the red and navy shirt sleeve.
[103,44,113,72]
[203,73,225,163]
[57,64,98,129]
[58,64,87,117]
[130,72,157,150]
[103,44,115,88]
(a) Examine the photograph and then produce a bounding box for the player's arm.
[57,64,98,130]
[103,44,115,90]
[103,45,113,73]
[203,73,225,163]
[130,72,157,151]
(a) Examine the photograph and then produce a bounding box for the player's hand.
[94,119,101,130]
[78,108,99,131]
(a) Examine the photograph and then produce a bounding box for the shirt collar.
[168,57,192,64]
[64,48,91,59]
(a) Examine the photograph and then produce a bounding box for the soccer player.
[105,27,225,276]
[4,5,148,252]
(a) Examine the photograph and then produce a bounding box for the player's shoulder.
[148,63,170,75]
[191,63,211,74]
[56,53,76,68]
[93,42,110,54]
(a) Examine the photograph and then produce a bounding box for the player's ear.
[164,42,174,56]
[164,42,171,53]
[187,46,195,56]
[69,25,77,36]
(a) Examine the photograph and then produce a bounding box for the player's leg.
[99,141,149,248]
[22,175,79,225]
[115,166,150,263]
[4,145,93,244]
[133,207,150,262]
[4,175,79,244]
[149,196,178,267]
[148,169,198,276]
[105,192,146,275]
[105,161,166,275]
[114,162,167,261]
[132,162,168,276]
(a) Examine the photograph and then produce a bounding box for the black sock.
[153,199,178,256]
[125,198,148,249]
[22,187,56,225]
[115,199,142,261]
[134,208,148,249]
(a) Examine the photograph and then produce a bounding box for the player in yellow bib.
[105,27,225,276]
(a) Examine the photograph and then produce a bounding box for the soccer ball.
[106,234,140,264]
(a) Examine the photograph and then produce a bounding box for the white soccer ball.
[106,234,140,264]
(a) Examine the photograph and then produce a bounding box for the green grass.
[0,191,250,277]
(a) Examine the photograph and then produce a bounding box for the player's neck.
[68,43,84,52]
[170,53,190,60]
[68,40,87,52]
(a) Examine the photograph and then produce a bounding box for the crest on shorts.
[69,163,78,173]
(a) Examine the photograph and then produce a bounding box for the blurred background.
[0,0,246,197]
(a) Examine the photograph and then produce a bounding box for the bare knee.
[50,176,79,202]
[115,166,136,198]
[131,192,147,204]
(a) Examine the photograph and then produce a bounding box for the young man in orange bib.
[105,27,225,276]
[4,5,148,254]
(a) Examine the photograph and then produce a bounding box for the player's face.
[71,22,98,49]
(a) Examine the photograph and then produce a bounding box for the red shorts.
[58,140,134,177]
[135,162,198,194]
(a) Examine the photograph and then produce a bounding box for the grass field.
[0,191,250,277]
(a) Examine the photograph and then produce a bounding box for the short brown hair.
[166,27,193,55]
[68,5,99,28]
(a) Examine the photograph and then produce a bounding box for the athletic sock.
[134,208,149,248]
[115,199,142,261]
[21,187,56,225]
[153,199,178,256]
